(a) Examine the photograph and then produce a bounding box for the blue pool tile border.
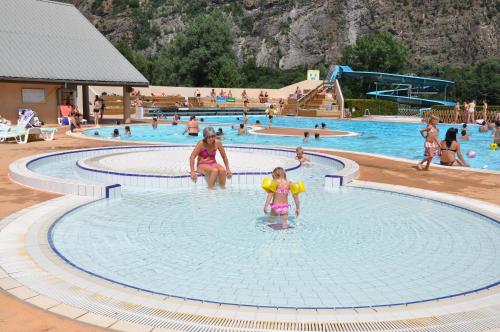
[325,175,343,186]
[46,186,499,311]
[105,184,121,198]
[347,186,500,226]
[28,145,348,184]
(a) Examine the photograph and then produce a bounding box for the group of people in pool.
[179,115,249,138]
[189,126,303,228]
[417,115,500,170]
[102,126,131,139]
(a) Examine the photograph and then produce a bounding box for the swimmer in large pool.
[189,127,232,189]
[183,115,199,136]
[172,113,180,125]
[263,167,300,229]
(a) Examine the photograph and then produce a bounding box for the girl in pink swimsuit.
[417,115,440,171]
[263,167,300,229]
[189,127,232,189]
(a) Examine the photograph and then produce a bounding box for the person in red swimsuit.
[189,127,232,189]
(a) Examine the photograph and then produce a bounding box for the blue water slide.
[327,65,455,107]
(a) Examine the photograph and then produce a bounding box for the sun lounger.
[41,127,57,141]
[0,124,11,131]
[0,127,39,143]
[0,126,56,144]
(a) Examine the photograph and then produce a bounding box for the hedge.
[344,99,399,117]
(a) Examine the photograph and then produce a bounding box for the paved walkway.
[0,123,498,331]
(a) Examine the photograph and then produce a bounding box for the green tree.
[114,41,152,81]
[474,58,500,104]
[211,60,241,87]
[340,32,409,98]
[239,59,305,88]
[417,58,500,104]
[152,11,238,87]
[341,32,409,73]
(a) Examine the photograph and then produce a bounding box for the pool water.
[84,117,500,171]
[28,147,338,183]
[30,157,92,181]
[50,166,500,308]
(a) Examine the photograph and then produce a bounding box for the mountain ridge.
[70,0,498,70]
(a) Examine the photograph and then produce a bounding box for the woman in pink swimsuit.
[263,167,300,229]
[189,127,232,189]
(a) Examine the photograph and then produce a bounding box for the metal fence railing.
[422,109,499,123]
[397,105,422,117]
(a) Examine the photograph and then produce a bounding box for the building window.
[22,89,45,103]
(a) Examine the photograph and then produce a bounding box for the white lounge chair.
[0,126,56,144]
[40,127,57,141]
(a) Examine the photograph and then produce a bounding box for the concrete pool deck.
[0,124,499,331]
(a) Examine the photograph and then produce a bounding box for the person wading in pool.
[183,115,199,136]
[189,127,232,189]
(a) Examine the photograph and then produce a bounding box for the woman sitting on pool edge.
[189,127,232,189]
[439,128,469,167]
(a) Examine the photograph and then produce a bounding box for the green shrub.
[239,17,254,35]
[279,23,290,35]
[344,99,398,117]
[340,32,409,73]
[91,0,104,15]
[265,36,278,46]
[238,59,305,89]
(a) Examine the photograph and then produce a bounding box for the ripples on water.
[84,117,499,171]
[51,161,500,308]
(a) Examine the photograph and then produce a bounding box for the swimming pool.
[84,117,500,171]
[50,182,500,308]
[8,135,500,327]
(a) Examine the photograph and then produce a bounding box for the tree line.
[116,11,499,104]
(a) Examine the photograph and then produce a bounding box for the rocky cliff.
[70,0,498,69]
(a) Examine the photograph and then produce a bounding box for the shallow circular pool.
[50,185,500,308]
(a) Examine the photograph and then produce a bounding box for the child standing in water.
[295,147,310,164]
[263,167,300,229]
